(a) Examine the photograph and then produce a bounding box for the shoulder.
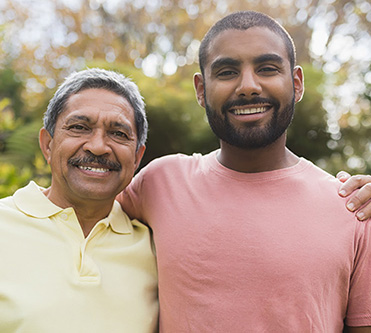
[137,152,211,179]
[296,158,341,189]
[144,152,204,169]
[0,190,30,231]
[125,152,213,200]
[111,200,151,231]
[0,192,18,211]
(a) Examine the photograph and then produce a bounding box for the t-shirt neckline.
[206,150,311,182]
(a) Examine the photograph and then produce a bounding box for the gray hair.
[199,11,296,75]
[43,68,148,149]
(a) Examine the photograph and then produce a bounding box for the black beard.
[205,95,295,150]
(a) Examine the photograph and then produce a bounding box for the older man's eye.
[66,124,89,131]
[112,131,129,139]
[71,125,86,130]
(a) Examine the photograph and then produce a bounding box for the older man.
[0,68,158,332]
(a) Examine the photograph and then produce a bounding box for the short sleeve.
[345,219,371,326]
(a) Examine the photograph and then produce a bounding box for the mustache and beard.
[205,94,296,150]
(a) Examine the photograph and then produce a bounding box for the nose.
[83,130,111,156]
[235,69,262,97]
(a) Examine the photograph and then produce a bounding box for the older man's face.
[40,88,145,208]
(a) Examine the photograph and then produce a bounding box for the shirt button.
[60,213,68,220]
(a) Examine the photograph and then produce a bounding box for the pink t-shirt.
[118,151,371,332]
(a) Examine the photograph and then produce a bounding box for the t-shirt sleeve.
[116,155,181,227]
[116,169,146,223]
[345,219,371,326]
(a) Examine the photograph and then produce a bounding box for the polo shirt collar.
[13,181,132,234]
[106,201,133,234]
[13,181,63,218]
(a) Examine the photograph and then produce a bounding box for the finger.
[339,175,371,197]
[345,182,371,215]
[336,171,351,183]
[355,202,371,221]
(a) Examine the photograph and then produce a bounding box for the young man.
[118,11,371,332]
[0,68,158,332]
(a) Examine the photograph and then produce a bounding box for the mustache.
[68,154,122,171]
[222,97,280,114]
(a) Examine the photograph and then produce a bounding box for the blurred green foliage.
[0,163,32,198]
[288,64,330,160]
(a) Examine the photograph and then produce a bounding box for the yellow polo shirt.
[0,181,158,332]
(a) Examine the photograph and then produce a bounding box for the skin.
[39,88,145,237]
[194,27,370,330]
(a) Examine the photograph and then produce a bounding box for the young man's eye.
[217,70,238,79]
[259,67,279,74]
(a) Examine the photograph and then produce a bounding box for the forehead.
[61,88,136,125]
[206,27,289,68]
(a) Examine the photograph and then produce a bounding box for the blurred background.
[0,0,370,197]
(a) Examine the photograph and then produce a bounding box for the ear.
[293,66,304,103]
[134,144,146,170]
[39,127,53,164]
[193,73,206,108]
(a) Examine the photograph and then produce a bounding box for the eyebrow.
[65,115,90,124]
[210,53,284,72]
[253,53,284,65]
[210,58,241,72]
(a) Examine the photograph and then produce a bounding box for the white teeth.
[78,166,109,173]
[233,107,267,115]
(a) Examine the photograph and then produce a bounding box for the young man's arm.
[337,172,371,221]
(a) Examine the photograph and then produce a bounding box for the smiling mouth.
[231,106,270,115]
[77,165,110,173]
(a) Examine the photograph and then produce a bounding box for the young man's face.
[194,27,304,149]
[39,88,145,208]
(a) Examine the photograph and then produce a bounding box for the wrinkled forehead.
[61,88,135,124]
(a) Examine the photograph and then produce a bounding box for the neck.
[73,203,112,237]
[43,188,113,237]
[217,135,299,173]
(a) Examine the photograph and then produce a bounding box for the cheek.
[49,142,74,170]
[212,81,236,100]
[281,78,295,96]
[119,148,139,168]
[49,152,65,172]
[205,85,225,107]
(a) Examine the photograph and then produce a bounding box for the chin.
[73,188,117,203]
